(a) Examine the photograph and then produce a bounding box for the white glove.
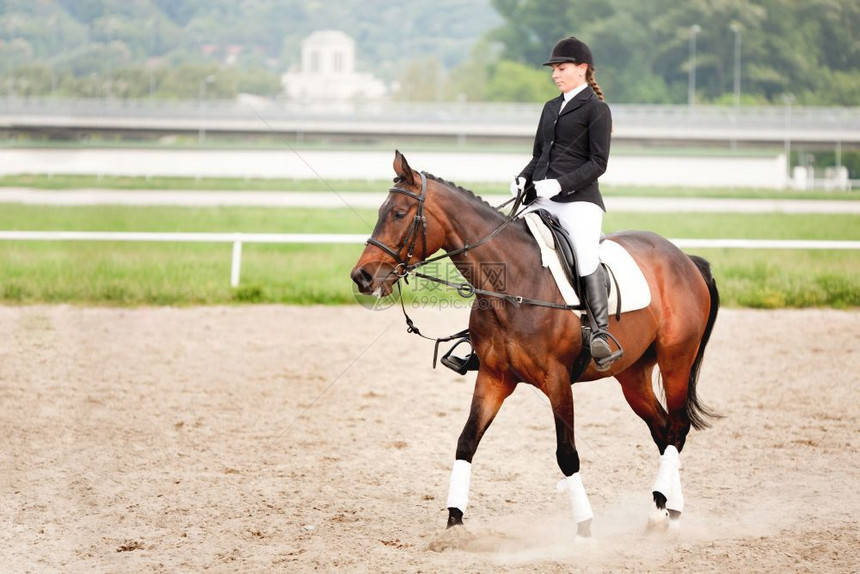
[534,178,561,198]
[509,176,526,197]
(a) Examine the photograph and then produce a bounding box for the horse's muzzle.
[350,266,375,295]
[351,259,398,297]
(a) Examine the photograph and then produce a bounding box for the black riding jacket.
[518,85,612,211]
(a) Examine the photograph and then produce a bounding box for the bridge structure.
[2,97,858,149]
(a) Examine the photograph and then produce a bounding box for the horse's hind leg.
[614,355,668,451]
[650,354,699,527]
[445,369,515,528]
[614,357,682,530]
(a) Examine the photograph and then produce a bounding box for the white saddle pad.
[523,212,651,316]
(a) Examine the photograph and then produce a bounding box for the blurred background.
[1,0,858,185]
[0,0,858,307]
[2,0,857,104]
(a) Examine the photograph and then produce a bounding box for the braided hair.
[586,67,604,101]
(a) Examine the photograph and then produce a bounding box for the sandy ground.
[1,304,858,573]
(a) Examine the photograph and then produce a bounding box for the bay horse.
[350,151,719,537]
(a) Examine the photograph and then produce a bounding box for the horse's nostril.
[351,267,374,291]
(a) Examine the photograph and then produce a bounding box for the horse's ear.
[393,150,415,186]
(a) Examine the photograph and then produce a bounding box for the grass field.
[0,204,857,307]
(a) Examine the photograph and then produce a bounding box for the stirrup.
[439,338,480,375]
[590,331,623,372]
[594,348,623,371]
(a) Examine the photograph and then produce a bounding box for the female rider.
[512,36,622,369]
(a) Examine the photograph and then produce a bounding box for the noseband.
[364,172,428,275]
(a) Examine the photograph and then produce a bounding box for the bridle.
[365,171,528,279]
[361,172,593,312]
[364,171,428,277]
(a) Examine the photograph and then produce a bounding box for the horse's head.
[350,151,445,296]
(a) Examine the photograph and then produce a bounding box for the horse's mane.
[421,171,499,213]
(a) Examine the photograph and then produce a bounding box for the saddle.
[532,209,611,300]
[437,209,613,379]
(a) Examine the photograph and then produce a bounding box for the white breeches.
[523,199,604,276]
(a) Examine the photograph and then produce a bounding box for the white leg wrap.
[667,465,684,513]
[565,473,594,524]
[652,445,679,498]
[446,460,472,513]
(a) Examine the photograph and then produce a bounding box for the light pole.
[198,75,215,144]
[50,64,57,98]
[731,23,742,108]
[199,74,215,101]
[146,19,155,99]
[781,92,795,186]
[688,25,701,107]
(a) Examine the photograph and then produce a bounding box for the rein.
[409,270,584,311]
[363,173,587,344]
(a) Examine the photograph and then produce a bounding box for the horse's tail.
[686,255,722,430]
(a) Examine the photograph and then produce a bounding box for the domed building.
[281,30,388,101]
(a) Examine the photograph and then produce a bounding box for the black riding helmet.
[543,37,594,67]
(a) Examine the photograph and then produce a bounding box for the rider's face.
[551,62,588,93]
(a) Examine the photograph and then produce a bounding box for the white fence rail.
[1,231,858,288]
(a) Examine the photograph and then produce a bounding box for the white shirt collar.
[563,82,589,102]
[559,82,588,113]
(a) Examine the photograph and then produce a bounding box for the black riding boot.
[581,268,623,370]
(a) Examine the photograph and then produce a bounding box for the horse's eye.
[394,211,407,220]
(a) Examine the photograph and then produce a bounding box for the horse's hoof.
[428,522,473,552]
[576,518,593,538]
[446,508,464,529]
[645,508,670,534]
[667,509,682,532]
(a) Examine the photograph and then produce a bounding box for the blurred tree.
[1,0,89,58]
[487,0,860,104]
[392,57,442,102]
[157,64,237,99]
[2,0,856,103]
[4,63,52,96]
[484,60,558,102]
[448,39,495,102]
[235,68,283,97]
[489,0,608,66]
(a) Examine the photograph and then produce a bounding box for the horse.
[350,151,720,537]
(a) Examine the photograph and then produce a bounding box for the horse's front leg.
[545,367,594,538]
[446,369,515,528]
